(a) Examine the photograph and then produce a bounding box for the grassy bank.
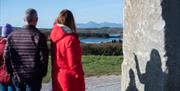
[82,55,123,77]
[43,55,123,83]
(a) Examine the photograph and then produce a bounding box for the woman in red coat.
[0,23,15,91]
[50,9,85,91]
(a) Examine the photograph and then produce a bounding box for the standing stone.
[121,0,180,91]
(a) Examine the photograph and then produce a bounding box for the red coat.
[50,24,85,91]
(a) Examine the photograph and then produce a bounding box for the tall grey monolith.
[121,0,180,91]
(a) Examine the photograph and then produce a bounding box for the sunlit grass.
[82,55,123,77]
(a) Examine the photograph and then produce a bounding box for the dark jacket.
[4,25,48,81]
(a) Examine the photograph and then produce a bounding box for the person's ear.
[35,17,38,22]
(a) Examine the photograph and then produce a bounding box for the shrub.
[80,42,122,56]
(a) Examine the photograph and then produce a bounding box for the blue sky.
[0,0,124,28]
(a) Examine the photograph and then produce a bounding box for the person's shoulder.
[63,33,79,45]
[0,37,6,44]
[6,30,17,38]
[39,30,46,37]
[10,28,25,35]
[36,29,43,35]
[30,27,44,36]
[35,30,47,41]
[0,37,3,40]
[65,33,78,40]
[64,33,80,47]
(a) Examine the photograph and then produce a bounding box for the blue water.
[80,37,121,44]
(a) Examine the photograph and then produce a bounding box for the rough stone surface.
[121,0,180,91]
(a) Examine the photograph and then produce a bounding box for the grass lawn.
[43,55,123,83]
[82,55,123,77]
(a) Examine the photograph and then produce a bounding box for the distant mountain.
[77,21,123,28]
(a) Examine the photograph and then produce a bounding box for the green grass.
[82,55,123,77]
[42,55,123,83]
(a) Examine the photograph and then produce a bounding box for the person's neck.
[25,24,35,27]
[24,22,36,27]
[24,24,36,29]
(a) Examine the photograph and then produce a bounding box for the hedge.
[80,42,122,56]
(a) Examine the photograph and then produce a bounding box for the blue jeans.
[12,76,42,91]
[0,83,15,91]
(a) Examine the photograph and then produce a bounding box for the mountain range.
[0,21,123,30]
[77,21,123,28]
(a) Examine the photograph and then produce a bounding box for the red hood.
[50,24,66,43]
[50,24,78,43]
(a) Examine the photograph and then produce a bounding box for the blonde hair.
[54,9,77,33]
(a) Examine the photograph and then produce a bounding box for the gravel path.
[41,75,121,91]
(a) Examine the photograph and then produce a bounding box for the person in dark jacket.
[0,23,15,91]
[3,8,48,91]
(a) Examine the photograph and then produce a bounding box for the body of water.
[80,37,122,44]
[80,34,122,44]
